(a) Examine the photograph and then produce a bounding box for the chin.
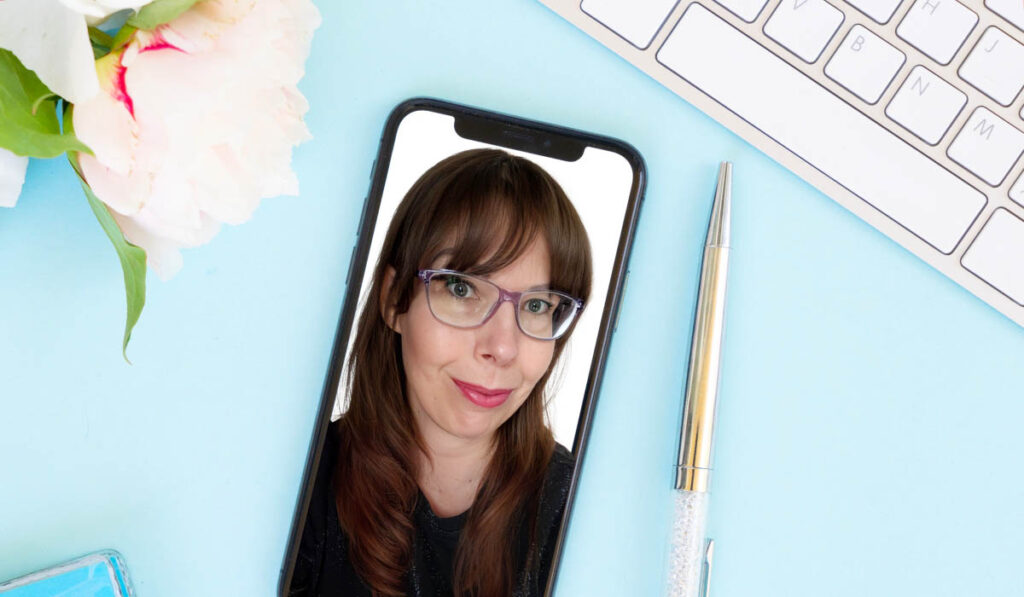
[445,402,515,440]
[445,415,501,442]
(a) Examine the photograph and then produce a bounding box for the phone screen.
[282,100,643,597]
[336,109,637,445]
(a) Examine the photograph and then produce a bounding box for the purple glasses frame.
[416,268,584,340]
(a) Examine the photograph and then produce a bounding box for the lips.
[452,378,513,409]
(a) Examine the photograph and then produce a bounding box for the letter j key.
[958,27,1024,106]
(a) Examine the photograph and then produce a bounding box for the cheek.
[520,340,556,385]
[398,299,457,378]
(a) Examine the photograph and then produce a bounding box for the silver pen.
[667,162,731,597]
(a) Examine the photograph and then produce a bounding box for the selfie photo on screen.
[283,101,642,597]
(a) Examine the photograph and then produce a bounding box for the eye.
[444,275,476,299]
[523,297,552,315]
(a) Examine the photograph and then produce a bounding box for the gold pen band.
[676,465,712,492]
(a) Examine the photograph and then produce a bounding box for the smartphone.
[280,98,644,596]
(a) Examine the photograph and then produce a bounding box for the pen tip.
[707,164,731,247]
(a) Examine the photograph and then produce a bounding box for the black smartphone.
[280,98,645,597]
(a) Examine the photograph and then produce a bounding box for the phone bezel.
[278,97,646,596]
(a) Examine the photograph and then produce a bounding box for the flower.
[0,147,28,207]
[0,0,154,105]
[60,0,156,22]
[72,0,321,279]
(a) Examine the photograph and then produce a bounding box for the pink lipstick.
[452,378,512,408]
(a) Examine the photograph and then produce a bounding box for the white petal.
[58,0,154,19]
[79,152,147,215]
[0,148,29,208]
[0,0,99,104]
[111,211,185,280]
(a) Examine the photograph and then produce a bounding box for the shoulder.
[306,421,341,530]
[522,443,575,596]
[544,442,573,494]
[315,421,342,504]
[551,442,572,468]
[289,420,343,595]
[537,442,574,525]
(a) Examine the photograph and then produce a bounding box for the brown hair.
[335,148,592,596]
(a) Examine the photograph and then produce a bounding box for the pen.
[667,162,732,597]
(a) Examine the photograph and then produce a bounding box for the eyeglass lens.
[425,272,578,340]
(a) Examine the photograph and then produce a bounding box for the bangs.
[387,148,592,311]
[425,191,543,278]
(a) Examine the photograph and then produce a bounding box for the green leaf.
[0,49,92,158]
[88,26,113,58]
[30,92,58,116]
[110,24,138,51]
[68,153,148,362]
[127,0,202,30]
[83,181,148,362]
[88,26,114,50]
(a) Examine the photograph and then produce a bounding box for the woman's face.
[392,238,556,447]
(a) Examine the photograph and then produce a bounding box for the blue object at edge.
[0,551,133,597]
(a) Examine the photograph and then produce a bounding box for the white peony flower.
[0,0,154,104]
[59,0,155,21]
[0,148,29,208]
[72,0,321,279]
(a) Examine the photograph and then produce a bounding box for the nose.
[476,300,519,366]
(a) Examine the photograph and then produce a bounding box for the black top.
[289,421,574,597]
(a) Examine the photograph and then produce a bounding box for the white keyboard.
[538,0,1024,327]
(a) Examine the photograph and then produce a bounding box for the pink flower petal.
[72,0,321,279]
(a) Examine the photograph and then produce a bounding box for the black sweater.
[289,421,574,597]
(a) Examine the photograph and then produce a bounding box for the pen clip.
[699,538,714,597]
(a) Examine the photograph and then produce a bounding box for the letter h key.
[896,0,978,65]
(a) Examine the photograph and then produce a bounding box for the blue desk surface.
[2,1,1023,595]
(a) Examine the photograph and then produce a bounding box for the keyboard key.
[958,27,1024,106]
[896,0,977,65]
[657,4,986,253]
[962,209,1024,305]
[985,0,1024,33]
[843,0,903,23]
[714,0,770,22]
[947,107,1024,186]
[825,25,906,103]
[885,66,966,144]
[1009,171,1024,207]
[582,0,680,49]
[764,0,845,63]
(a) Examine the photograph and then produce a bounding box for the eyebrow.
[525,283,554,292]
[426,250,553,291]
[490,278,555,294]
[449,269,553,293]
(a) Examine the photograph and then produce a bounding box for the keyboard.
[538,0,1024,327]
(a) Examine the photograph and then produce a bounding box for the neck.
[416,428,494,518]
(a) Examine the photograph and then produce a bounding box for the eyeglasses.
[416,269,584,341]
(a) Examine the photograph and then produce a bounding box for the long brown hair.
[335,148,592,596]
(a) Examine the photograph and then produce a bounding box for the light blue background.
[2,1,1023,596]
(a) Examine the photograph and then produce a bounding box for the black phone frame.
[278,97,646,596]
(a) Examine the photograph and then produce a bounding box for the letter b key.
[825,24,905,103]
